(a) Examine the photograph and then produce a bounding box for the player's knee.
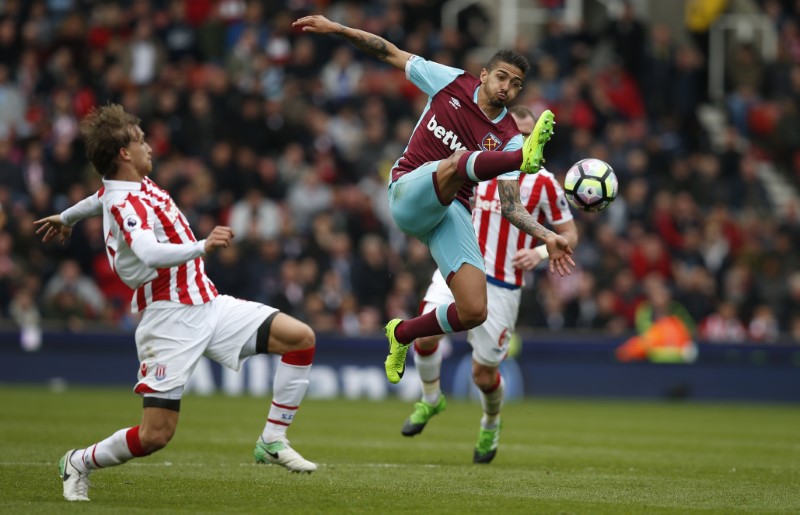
[460,305,487,329]
[292,323,316,350]
[139,427,175,453]
[441,151,465,172]
[415,336,439,352]
[472,366,498,390]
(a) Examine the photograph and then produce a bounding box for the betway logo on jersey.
[426,115,468,152]
[475,196,502,214]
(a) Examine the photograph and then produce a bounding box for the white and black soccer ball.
[563,158,618,213]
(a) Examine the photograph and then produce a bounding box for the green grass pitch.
[0,386,798,514]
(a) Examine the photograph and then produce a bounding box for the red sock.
[414,341,439,356]
[456,150,523,181]
[126,426,149,457]
[281,346,315,365]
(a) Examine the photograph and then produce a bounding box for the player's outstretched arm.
[33,214,72,244]
[497,179,575,276]
[34,192,103,244]
[128,226,234,269]
[293,15,413,70]
[513,219,578,271]
[498,179,552,241]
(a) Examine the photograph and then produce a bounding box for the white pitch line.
[0,461,441,469]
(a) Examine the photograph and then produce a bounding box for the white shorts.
[421,271,521,367]
[134,295,276,393]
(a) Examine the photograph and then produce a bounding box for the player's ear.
[480,68,488,83]
[118,147,131,162]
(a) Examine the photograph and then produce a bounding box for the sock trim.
[435,304,452,333]
[281,346,315,366]
[126,426,148,457]
[414,341,439,356]
[271,401,299,410]
[465,152,480,181]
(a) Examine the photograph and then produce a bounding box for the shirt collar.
[472,86,508,124]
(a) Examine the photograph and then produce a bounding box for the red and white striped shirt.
[72,177,218,312]
[473,169,573,287]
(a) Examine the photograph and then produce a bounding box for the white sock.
[480,375,505,429]
[261,360,311,442]
[71,428,135,473]
[414,342,442,405]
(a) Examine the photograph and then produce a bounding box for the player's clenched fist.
[204,226,235,254]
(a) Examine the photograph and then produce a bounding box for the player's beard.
[490,89,509,108]
[490,96,506,109]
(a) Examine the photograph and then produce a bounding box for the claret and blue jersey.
[390,56,525,212]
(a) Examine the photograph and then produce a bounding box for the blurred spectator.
[606,1,647,86]
[21,140,54,196]
[593,288,629,334]
[228,188,282,243]
[205,244,249,299]
[0,64,27,139]
[9,284,41,351]
[791,315,800,343]
[286,169,333,232]
[41,259,107,326]
[635,275,695,336]
[320,46,363,102]
[120,20,165,86]
[698,300,748,343]
[596,58,646,121]
[617,274,697,363]
[0,230,19,316]
[564,271,600,329]
[629,233,673,282]
[748,304,780,343]
[173,89,216,157]
[351,233,392,314]
[161,0,197,64]
[0,17,22,70]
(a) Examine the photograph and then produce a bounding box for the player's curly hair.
[487,50,530,76]
[80,103,141,177]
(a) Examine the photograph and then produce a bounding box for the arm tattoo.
[498,180,552,240]
[337,24,390,61]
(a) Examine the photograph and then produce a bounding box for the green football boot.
[401,395,447,436]
[473,423,501,464]
[254,437,317,473]
[520,109,555,174]
[384,319,409,384]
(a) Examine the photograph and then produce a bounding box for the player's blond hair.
[81,104,141,177]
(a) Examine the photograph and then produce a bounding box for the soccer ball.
[563,158,618,212]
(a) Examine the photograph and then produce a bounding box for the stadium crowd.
[0,0,798,344]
